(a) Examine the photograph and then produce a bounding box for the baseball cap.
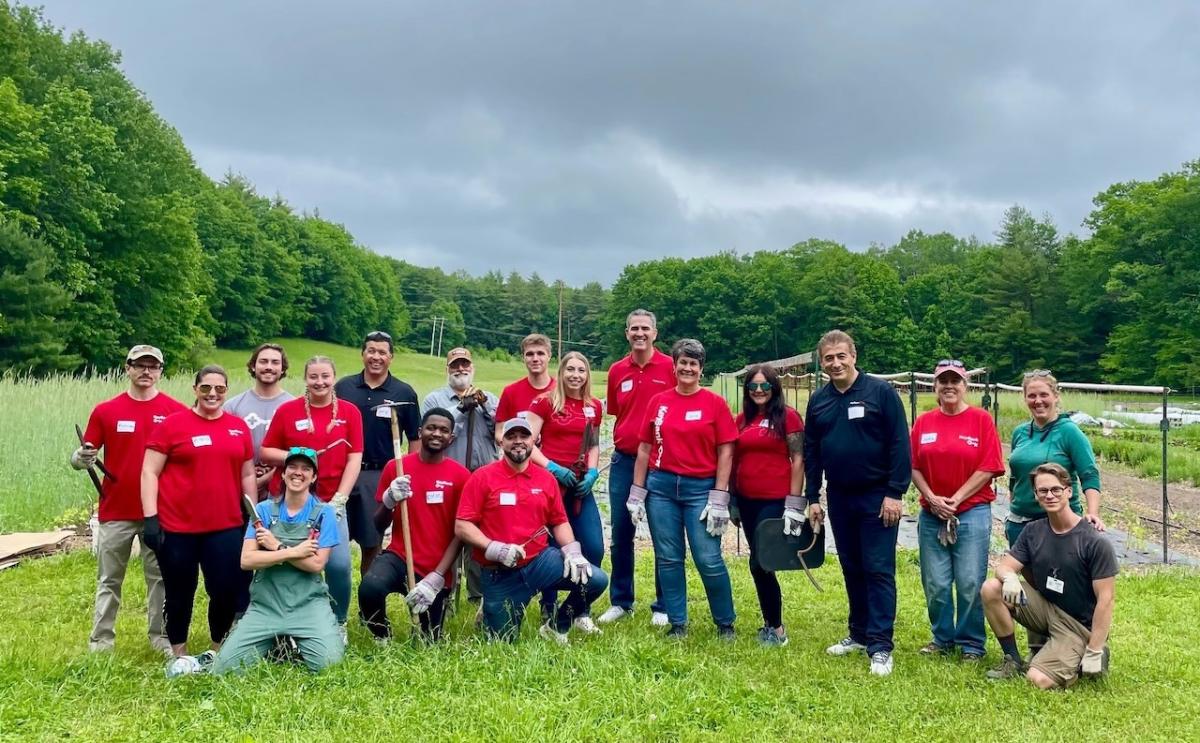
[126,344,164,365]
[502,417,532,437]
[933,359,968,381]
[446,347,472,365]
[284,446,319,472]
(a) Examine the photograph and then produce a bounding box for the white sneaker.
[826,637,867,656]
[165,655,202,678]
[596,606,633,624]
[650,611,669,627]
[538,622,569,645]
[573,616,602,635]
[869,651,894,676]
[338,623,348,648]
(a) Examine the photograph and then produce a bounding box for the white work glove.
[404,572,445,614]
[383,475,412,509]
[560,541,592,585]
[1001,573,1027,606]
[70,445,98,470]
[331,491,350,509]
[627,484,648,526]
[484,540,526,568]
[699,489,731,537]
[1081,646,1106,675]
[782,495,808,536]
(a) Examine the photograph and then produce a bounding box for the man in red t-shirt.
[70,344,186,654]
[456,418,608,642]
[599,309,674,625]
[359,407,470,642]
[494,333,556,444]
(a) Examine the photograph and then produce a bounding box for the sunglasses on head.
[288,446,317,459]
[936,359,965,368]
[197,384,228,395]
[1024,369,1053,378]
[746,381,772,392]
[366,330,392,342]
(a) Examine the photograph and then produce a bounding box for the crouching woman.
[212,447,344,673]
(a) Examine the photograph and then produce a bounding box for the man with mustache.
[224,343,294,499]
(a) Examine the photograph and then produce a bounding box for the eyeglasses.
[1024,369,1053,378]
[746,382,772,392]
[1034,486,1068,497]
[288,446,317,459]
[129,363,162,372]
[936,359,965,368]
[197,384,228,395]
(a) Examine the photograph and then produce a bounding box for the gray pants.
[91,519,168,652]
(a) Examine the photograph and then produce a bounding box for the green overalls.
[212,496,344,674]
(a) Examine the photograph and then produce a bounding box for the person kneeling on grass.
[211,448,343,674]
[981,462,1117,689]
[455,418,609,643]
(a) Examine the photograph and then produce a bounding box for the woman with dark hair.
[141,364,256,676]
[732,364,806,646]
[630,339,739,639]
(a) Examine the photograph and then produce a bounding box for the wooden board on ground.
[0,529,76,569]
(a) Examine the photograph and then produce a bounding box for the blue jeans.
[481,547,608,640]
[541,488,606,615]
[828,491,898,654]
[918,504,991,655]
[324,507,352,624]
[608,450,664,612]
[645,470,735,628]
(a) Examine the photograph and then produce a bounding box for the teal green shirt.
[1008,413,1101,519]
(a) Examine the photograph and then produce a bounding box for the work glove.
[404,572,445,614]
[142,515,163,552]
[484,540,526,568]
[1081,646,1107,676]
[1001,573,1027,607]
[331,491,350,509]
[937,515,960,547]
[560,541,592,585]
[383,475,412,509]
[627,484,648,526]
[578,467,600,495]
[782,495,808,536]
[547,462,578,489]
[70,445,98,470]
[699,490,731,537]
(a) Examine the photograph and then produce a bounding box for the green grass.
[0,338,606,533]
[1,550,1197,740]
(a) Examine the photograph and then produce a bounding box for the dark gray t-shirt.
[1008,518,1118,628]
[224,388,295,459]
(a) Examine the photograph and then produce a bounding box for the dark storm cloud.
[36,1,1200,282]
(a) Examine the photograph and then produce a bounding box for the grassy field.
[0,338,605,533]
[0,550,1197,741]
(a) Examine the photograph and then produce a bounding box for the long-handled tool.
[74,424,109,501]
[371,400,420,630]
[453,393,480,611]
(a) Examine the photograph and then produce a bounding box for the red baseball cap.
[933,359,968,381]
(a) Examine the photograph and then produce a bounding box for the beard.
[504,446,530,465]
[448,370,474,392]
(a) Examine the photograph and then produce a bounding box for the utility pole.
[435,317,445,358]
[556,280,564,359]
[429,316,439,356]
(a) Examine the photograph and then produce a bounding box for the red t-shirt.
[527,395,602,470]
[733,408,804,499]
[146,410,253,533]
[607,350,675,454]
[910,406,1004,513]
[261,397,364,501]
[456,459,567,567]
[496,377,556,424]
[375,454,470,587]
[639,388,738,478]
[83,391,187,521]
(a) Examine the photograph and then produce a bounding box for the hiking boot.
[961,652,985,664]
[919,641,950,656]
[869,651,894,676]
[826,637,867,656]
[596,606,633,624]
[987,655,1028,680]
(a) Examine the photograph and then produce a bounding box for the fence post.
[909,371,917,424]
[1162,388,1170,564]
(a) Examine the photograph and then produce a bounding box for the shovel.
[753,517,826,591]
[371,400,420,630]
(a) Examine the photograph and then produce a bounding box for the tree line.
[2,3,1197,386]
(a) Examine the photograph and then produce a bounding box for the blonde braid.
[304,388,315,436]
[327,389,339,433]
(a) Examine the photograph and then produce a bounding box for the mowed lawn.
[1,548,1197,741]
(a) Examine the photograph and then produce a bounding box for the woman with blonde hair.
[525,351,604,632]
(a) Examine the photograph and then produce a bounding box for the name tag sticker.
[375,406,393,419]
[848,405,865,420]
[1046,576,1065,594]
[759,418,770,428]
[425,490,444,504]
[116,420,136,433]
[295,420,311,431]
[583,406,596,418]
[191,435,212,448]
[920,432,937,444]
[685,410,703,422]
[499,492,517,506]
[517,411,530,420]
[620,379,634,393]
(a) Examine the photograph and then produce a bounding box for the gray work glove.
[70,445,98,470]
[699,489,731,537]
[383,475,412,509]
[1081,646,1106,676]
[560,541,592,585]
[627,484,648,526]
[937,515,960,547]
[404,571,445,614]
[1001,573,1027,606]
[782,495,808,536]
[484,540,526,568]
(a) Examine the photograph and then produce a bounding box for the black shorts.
[346,469,384,549]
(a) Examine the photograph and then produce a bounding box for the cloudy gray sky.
[36,1,1200,284]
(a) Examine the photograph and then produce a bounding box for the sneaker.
[149,637,173,657]
[88,641,114,654]
[165,655,202,678]
[986,655,1028,680]
[826,637,867,656]
[573,616,602,635]
[757,626,789,647]
[919,641,950,656]
[961,652,985,664]
[596,606,633,624]
[195,649,217,671]
[538,622,569,645]
[650,611,670,627]
[664,624,687,639]
[869,651,894,676]
[337,623,348,648]
[716,624,736,641]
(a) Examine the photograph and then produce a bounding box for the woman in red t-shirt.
[909,359,1004,660]
[261,355,363,633]
[732,364,806,647]
[141,364,256,670]
[630,339,738,638]
[525,351,603,630]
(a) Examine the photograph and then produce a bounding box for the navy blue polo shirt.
[334,371,420,469]
[803,371,911,500]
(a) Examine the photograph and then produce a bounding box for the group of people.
[71,315,1117,690]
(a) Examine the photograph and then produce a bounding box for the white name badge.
[620,379,634,393]
[499,492,517,506]
[191,435,212,448]
[759,418,770,428]
[1046,576,1065,594]
[425,490,444,504]
[848,405,865,420]
[685,410,703,421]
[375,406,393,419]
[920,432,937,444]
[116,420,136,433]
[295,419,311,431]
[583,406,596,419]
[517,410,530,420]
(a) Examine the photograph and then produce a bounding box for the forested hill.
[2,3,1198,386]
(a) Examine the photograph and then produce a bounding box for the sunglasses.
[366,330,392,342]
[1024,369,1053,378]
[746,382,772,392]
[197,384,228,395]
[288,446,317,459]
[936,359,965,368]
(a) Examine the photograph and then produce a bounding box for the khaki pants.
[91,520,168,652]
[1012,579,1093,687]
